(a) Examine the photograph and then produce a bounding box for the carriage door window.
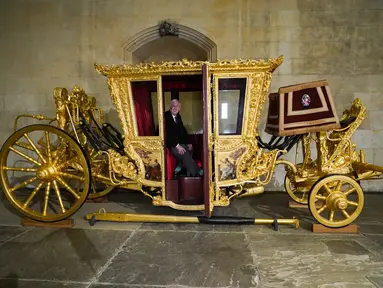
[131,81,159,136]
[218,78,247,135]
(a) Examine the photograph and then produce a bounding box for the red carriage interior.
[132,75,204,204]
[131,75,247,204]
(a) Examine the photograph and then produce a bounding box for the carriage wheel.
[70,128,115,199]
[285,176,309,204]
[87,149,115,199]
[0,124,90,222]
[308,174,364,228]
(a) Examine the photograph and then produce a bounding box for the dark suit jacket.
[165,110,189,148]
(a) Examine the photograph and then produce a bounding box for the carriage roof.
[94,56,284,77]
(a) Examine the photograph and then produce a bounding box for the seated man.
[165,99,203,177]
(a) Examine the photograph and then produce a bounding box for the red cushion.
[166,148,177,180]
[166,148,202,180]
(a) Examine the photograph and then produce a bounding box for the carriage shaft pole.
[85,212,299,228]
[353,162,383,174]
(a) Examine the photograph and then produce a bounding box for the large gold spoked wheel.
[0,124,90,222]
[308,174,364,228]
[285,176,309,204]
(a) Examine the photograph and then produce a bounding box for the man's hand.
[187,144,193,151]
[176,144,186,155]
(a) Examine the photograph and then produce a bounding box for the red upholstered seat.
[166,148,202,180]
[166,149,178,180]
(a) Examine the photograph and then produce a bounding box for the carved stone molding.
[123,23,217,63]
[158,21,179,37]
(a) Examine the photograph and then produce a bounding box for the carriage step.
[312,223,359,234]
[21,217,74,228]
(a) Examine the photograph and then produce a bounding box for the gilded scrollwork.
[238,148,281,183]
[95,56,283,76]
[321,98,366,174]
[244,73,272,139]
[109,149,138,180]
[131,140,163,152]
[215,139,244,151]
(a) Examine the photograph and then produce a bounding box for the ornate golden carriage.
[1,56,381,228]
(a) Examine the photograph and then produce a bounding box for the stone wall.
[1,0,383,191]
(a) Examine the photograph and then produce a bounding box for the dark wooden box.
[178,177,203,204]
[265,80,340,136]
[165,180,179,202]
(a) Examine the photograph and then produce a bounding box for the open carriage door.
[202,64,213,216]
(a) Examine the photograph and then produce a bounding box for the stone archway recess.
[123,21,217,64]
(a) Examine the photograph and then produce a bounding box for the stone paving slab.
[0,228,131,282]
[90,285,166,288]
[139,222,244,232]
[0,193,382,287]
[0,226,31,244]
[246,232,383,287]
[365,234,383,249]
[97,230,257,287]
[360,224,383,235]
[367,275,383,288]
[0,279,86,288]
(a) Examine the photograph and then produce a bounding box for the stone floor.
[0,190,382,288]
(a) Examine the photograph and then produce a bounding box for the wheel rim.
[309,175,364,228]
[0,125,90,222]
[285,176,309,204]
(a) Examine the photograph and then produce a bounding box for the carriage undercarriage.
[1,57,381,229]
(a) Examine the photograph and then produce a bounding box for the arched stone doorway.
[123,21,217,64]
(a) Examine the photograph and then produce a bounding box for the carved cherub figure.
[53,87,69,130]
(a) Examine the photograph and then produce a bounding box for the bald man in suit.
[165,99,203,177]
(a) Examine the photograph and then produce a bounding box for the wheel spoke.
[299,191,307,201]
[317,204,327,214]
[336,180,343,192]
[93,174,112,182]
[23,181,44,208]
[52,180,66,213]
[24,133,46,164]
[9,176,38,192]
[52,139,69,164]
[45,131,52,163]
[323,183,332,194]
[347,200,359,207]
[343,187,356,196]
[56,156,80,170]
[329,210,335,221]
[59,171,85,181]
[56,176,80,199]
[43,182,51,216]
[341,210,350,218]
[9,147,41,166]
[3,166,38,172]
[89,149,98,159]
[315,195,327,200]
[15,141,34,151]
[91,180,97,194]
